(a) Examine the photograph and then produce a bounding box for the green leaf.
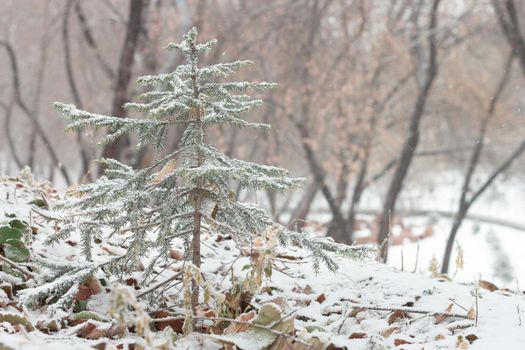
[264,262,272,279]
[29,198,47,208]
[0,313,34,331]
[70,311,108,322]
[253,303,281,326]
[0,226,22,245]
[212,328,276,350]
[9,219,27,230]
[73,300,88,313]
[4,243,30,262]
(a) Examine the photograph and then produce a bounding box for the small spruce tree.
[34,28,370,320]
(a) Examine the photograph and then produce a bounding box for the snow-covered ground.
[0,174,524,349]
[388,217,525,290]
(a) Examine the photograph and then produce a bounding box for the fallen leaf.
[394,339,412,346]
[254,303,282,326]
[154,311,184,333]
[303,285,313,295]
[465,334,478,343]
[435,303,454,324]
[86,324,125,339]
[65,240,77,247]
[325,344,346,350]
[315,293,326,304]
[76,285,93,301]
[224,310,256,333]
[169,249,184,260]
[479,280,498,292]
[76,322,97,338]
[125,278,138,288]
[349,332,367,339]
[349,307,366,318]
[87,278,101,294]
[381,326,399,338]
[270,296,288,310]
[388,310,409,324]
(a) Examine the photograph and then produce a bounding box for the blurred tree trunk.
[377,0,441,260]
[441,53,513,273]
[492,0,525,73]
[442,0,525,272]
[99,0,144,173]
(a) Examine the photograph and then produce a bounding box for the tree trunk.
[100,0,144,172]
[442,202,468,273]
[377,0,441,260]
[441,52,513,274]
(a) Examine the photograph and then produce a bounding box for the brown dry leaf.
[269,338,312,350]
[86,324,125,340]
[169,249,184,260]
[325,344,346,350]
[479,280,498,292]
[315,293,326,304]
[76,285,94,301]
[203,309,216,318]
[125,278,139,289]
[394,339,412,346]
[154,311,184,333]
[388,310,409,324]
[270,296,288,310]
[435,334,446,341]
[349,307,366,318]
[224,310,256,333]
[465,334,478,343]
[76,322,98,338]
[435,303,454,324]
[467,306,476,320]
[87,278,101,294]
[101,245,120,256]
[152,160,177,185]
[349,332,367,339]
[381,326,399,338]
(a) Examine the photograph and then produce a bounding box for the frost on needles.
[33,28,372,316]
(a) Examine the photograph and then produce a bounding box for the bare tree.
[441,0,525,273]
[377,0,441,260]
[0,39,72,184]
[441,53,514,273]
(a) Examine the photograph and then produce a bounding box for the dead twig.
[138,272,183,299]
[151,315,310,346]
[0,254,35,278]
[342,303,469,320]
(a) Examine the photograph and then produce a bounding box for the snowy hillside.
[0,174,523,349]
